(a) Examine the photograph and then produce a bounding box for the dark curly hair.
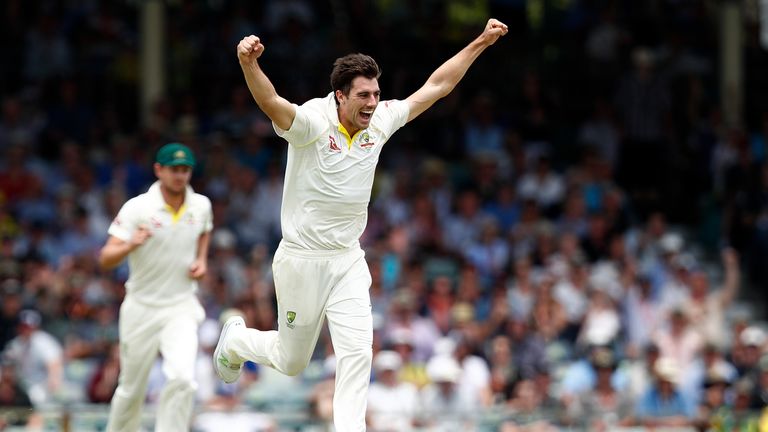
[330,54,381,105]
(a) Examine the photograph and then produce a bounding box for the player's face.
[337,76,380,135]
[155,164,192,195]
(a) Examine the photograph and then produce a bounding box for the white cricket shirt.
[274,92,409,250]
[108,182,213,306]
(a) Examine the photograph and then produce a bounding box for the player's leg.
[325,254,373,432]
[106,298,161,432]
[222,249,330,376]
[155,297,204,432]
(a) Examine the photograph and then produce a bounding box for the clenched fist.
[129,224,152,250]
[480,18,508,46]
[237,35,265,64]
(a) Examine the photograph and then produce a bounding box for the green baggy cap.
[156,143,196,167]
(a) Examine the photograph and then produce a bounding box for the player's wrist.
[239,58,260,69]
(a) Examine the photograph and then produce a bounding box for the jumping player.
[214,19,508,431]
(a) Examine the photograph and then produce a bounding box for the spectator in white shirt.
[367,350,419,431]
[1,309,63,407]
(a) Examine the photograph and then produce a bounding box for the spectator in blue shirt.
[634,356,696,428]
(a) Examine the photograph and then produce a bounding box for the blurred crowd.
[2,0,768,430]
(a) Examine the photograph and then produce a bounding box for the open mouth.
[359,110,373,122]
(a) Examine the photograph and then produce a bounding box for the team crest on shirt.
[150,216,163,228]
[328,135,341,152]
[286,311,297,329]
[360,131,376,152]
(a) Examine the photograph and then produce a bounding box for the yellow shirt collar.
[164,202,187,224]
[337,123,362,149]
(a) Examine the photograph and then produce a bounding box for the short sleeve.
[201,196,214,234]
[374,99,410,139]
[36,333,63,363]
[273,103,326,148]
[107,199,139,241]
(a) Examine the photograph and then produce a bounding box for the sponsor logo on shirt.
[328,135,341,152]
[150,217,163,228]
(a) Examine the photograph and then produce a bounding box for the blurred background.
[2,0,768,430]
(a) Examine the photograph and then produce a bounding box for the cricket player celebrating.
[214,19,508,431]
[100,143,212,432]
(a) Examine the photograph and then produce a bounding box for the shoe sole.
[213,315,245,383]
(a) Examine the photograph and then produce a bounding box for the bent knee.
[354,348,373,367]
[335,348,373,373]
[165,377,197,394]
[281,359,310,376]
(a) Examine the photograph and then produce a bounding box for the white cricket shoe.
[213,315,245,383]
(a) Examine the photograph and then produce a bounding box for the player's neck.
[160,185,185,211]
[337,111,360,138]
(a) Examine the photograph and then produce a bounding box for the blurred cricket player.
[99,143,212,432]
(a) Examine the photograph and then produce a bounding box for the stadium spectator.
[559,344,627,402]
[308,355,337,424]
[652,307,705,374]
[693,363,733,430]
[419,354,480,430]
[564,347,634,430]
[633,357,696,428]
[501,378,560,431]
[463,91,508,165]
[517,154,565,215]
[0,358,37,429]
[464,216,510,288]
[679,248,741,350]
[486,334,516,405]
[442,187,489,252]
[1,309,64,407]
[623,272,664,353]
[387,327,430,390]
[0,279,24,350]
[86,342,120,404]
[383,289,441,364]
[576,285,621,350]
[366,350,419,431]
[505,255,537,321]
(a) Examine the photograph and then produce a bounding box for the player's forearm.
[240,61,295,130]
[425,36,495,97]
[98,242,134,269]
[721,261,740,304]
[47,360,63,391]
[196,231,211,262]
[719,248,740,305]
[406,28,503,121]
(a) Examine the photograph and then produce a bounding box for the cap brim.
[163,160,195,167]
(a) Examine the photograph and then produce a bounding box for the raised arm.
[405,19,508,122]
[718,247,740,306]
[237,35,296,131]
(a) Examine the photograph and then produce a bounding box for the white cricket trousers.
[228,241,373,432]
[107,295,205,432]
